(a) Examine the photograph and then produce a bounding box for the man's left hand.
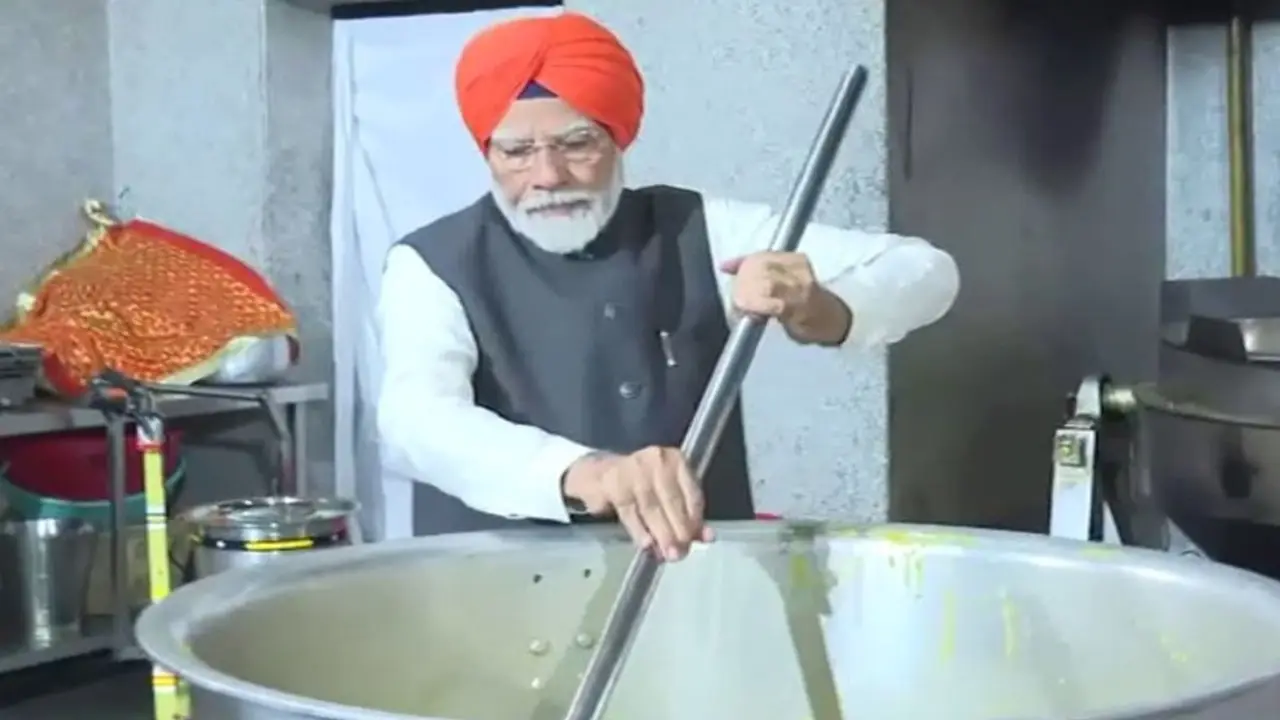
[720,251,852,345]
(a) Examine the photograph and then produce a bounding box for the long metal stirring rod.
[563,64,871,720]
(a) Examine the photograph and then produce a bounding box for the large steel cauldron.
[1122,315,1280,576]
[1148,316,1280,524]
[136,522,1280,719]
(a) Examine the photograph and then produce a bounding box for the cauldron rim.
[135,521,1280,720]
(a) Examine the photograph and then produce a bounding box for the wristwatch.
[562,450,611,516]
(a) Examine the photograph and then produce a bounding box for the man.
[378,12,959,561]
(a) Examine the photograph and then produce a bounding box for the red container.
[0,427,185,502]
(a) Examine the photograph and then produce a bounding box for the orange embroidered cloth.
[0,206,297,397]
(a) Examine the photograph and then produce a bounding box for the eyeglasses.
[489,129,607,171]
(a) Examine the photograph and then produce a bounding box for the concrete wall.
[0,0,115,306]
[108,0,334,495]
[1168,21,1280,278]
[568,0,893,521]
[0,0,334,495]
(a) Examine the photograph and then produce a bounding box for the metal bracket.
[87,369,161,426]
[1050,376,1119,544]
[1049,375,1206,558]
[141,381,294,496]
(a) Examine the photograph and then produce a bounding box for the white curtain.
[330,7,560,541]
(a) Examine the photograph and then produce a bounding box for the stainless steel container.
[182,496,356,579]
[1125,279,1280,575]
[136,522,1280,719]
[0,517,97,648]
[1150,317,1280,525]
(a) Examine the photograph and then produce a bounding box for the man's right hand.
[563,446,712,561]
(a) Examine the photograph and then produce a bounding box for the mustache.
[519,191,599,213]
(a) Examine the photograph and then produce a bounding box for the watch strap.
[562,450,612,516]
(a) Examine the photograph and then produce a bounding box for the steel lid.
[1162,317,1280,364]
[183,496,358,544]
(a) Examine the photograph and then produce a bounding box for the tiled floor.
[1,659,152,719]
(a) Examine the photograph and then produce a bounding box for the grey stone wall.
[1168,22,1280,278]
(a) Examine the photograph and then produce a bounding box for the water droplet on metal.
[528,639,550,656]
[574,633,595,649]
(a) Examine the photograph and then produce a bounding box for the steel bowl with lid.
[182,496,358,578]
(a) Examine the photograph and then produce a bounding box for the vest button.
[603,303,617,319]
[618,381,642,399]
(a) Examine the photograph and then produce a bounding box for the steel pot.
[182,496,357,579]
[136,522,1280,719]
[1149,317,1280,525]
[0,517,97,648]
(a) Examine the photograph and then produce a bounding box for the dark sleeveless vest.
[399,185,754,532]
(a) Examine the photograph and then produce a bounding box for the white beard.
[491,162,625,255]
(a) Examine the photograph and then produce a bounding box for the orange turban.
[454,12,645,152]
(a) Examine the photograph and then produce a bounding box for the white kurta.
[376,193,959,523]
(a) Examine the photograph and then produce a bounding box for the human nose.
[528,147,571,188]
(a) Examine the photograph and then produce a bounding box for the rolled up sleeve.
[702,196,959,348]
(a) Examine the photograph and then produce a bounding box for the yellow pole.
[1227,13,1256,278]
[140,426,188,720]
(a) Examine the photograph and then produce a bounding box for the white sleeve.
[701,196,959,347]
[375,245,595,523]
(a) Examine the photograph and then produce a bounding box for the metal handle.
[563,64,871,720]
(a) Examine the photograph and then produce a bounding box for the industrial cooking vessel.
[1067,278,1280,576]
[1050,332,1280,574]
[1145,278,1280,531]
[1146,316,1280,525]
[1048,279,1280,577]
[136,521,1280,719]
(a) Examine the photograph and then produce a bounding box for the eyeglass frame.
[487,126,610,172]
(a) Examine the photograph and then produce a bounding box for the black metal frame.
[332,0,560,21]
